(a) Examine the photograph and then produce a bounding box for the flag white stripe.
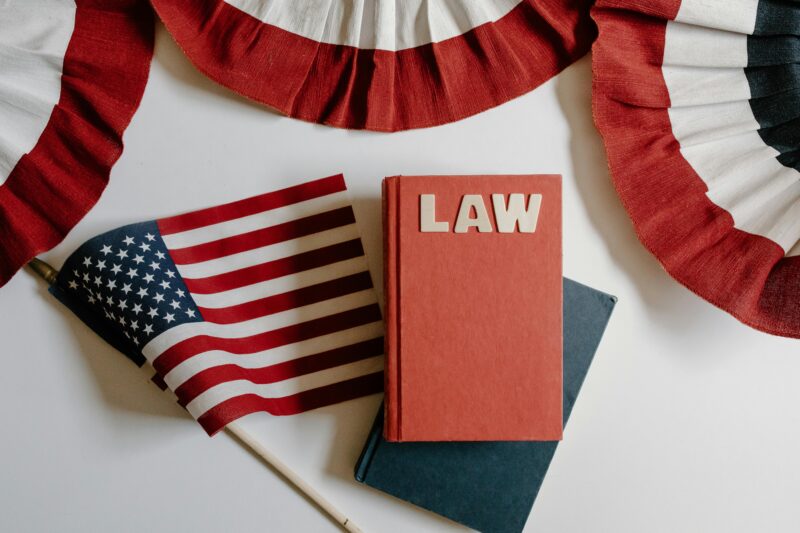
[185,355,384,419]
[143,289,379,359]
[172,223,360,279]
[190,255,370,308]
[163,321,384,389]
[161,191,351,250]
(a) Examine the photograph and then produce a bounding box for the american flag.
[52,174,384,435]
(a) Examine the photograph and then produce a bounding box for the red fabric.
[0,0,154,288]
[151,0,596,132]
[591,0,800,338]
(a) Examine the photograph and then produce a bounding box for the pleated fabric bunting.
[150,0,597,131]
[592,0,800,338]
[0,0,154,288]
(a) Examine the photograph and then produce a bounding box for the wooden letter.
[454,195,493,233]
[492,193,542,233]
[420,194,449,232]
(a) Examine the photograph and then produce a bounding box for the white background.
[2,23,800,533]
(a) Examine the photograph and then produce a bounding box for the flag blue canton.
[57,221,203,349]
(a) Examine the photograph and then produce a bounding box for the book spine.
[353,409,384,483]
[383,177,401,441]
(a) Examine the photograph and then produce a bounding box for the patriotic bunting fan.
[0,0,154,288]
[592,0,800,337]
[151,0,596,131]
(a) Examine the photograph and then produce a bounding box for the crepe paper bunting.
[592,0,800,338]
[0,0,154,288]
[150,0,597,132]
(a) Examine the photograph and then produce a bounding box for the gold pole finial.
[27,258,59,286]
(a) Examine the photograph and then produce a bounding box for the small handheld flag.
[49,174,384,434]
[29,174,384,532]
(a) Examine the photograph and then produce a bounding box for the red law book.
[383,175,563,442]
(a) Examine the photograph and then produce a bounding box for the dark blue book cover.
[354,278,616,533]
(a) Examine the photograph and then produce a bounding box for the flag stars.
[185,309,196,318]
[145,233,156,242]
[139,242,151,252]
[121,283,132,295]
[100,245,112,255]
[118,315,126,327]
[143,324,154,335]
[133,254,145,265]
[149,261,161,271]
[164,313,175,324]
[68,280,79,290]
[117,299,128,311]
[175,288,185,298]
[147,307,158,319]
[143,273,155,284]
[165,269,176,279]
[83,257,92,267]
[154,293,165,303]
[130,320,139,331]
[110,264,122,275]
[132,303,143,315]
[159,280,171,290]
[87,295,96,304]
[123,236,135,246]
[82,272,90,283]
[96,259,106,271]
[169,300,181,310]
[132,337,140,346]
[94,276,103,287]
[155,251,166,260]
[137,287,148,298]
[116,249,128,260]
[126,268,138,279]
[106,279,117,290]
[106,295,114,306]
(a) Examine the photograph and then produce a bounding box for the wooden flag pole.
[226,422,363,533]
[26,258,363,533]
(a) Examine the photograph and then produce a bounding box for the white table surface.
[2,23,799,533]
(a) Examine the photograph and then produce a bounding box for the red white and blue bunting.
[592,0,800,337]
[0,0,154,287]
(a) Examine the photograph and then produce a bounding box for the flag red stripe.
[182,238,366,294]
[0,0,153,288]
[197,372,384,435]
[154,304,383,374]
[198,271,375,324]
[175,337,384,406]
[168,206,356,265]
[157,174,346,235]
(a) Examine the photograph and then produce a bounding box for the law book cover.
[383,174,562,442]
[355,279,617,533]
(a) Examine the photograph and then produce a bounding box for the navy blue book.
[354,278,616,533]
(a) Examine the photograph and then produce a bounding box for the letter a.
[492,193,542,233]
[420,194,449,232]
[454,195,493,233]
